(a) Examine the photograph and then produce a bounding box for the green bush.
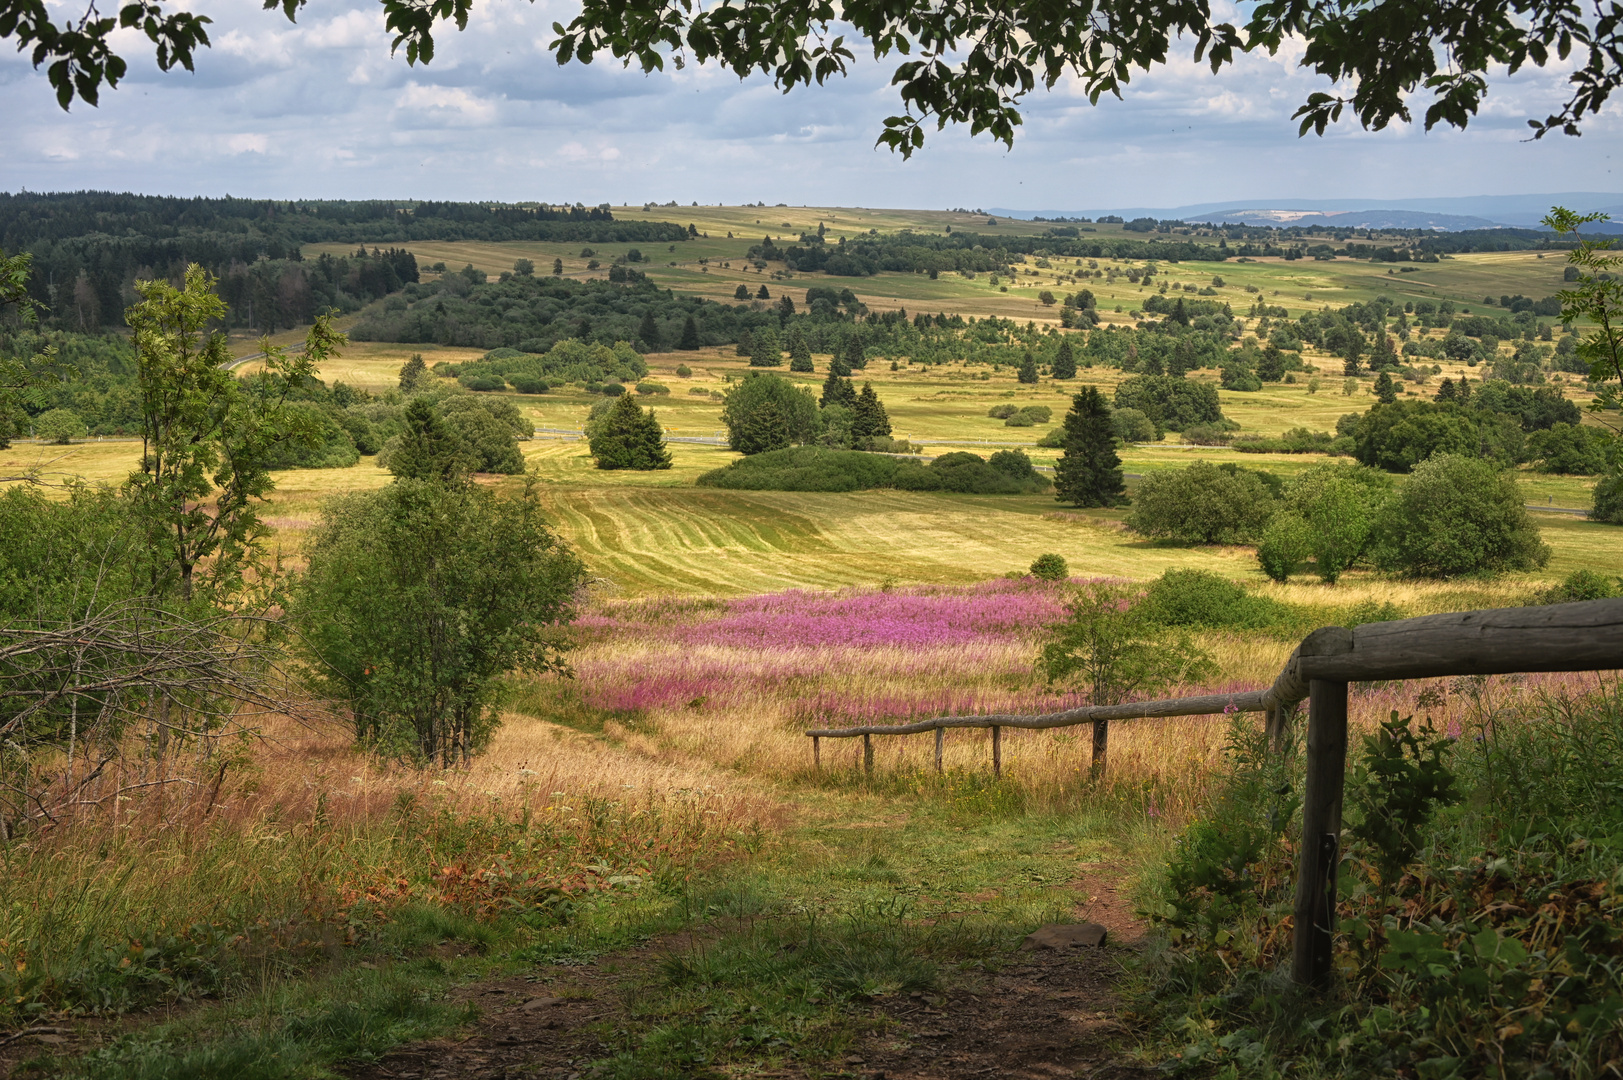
[1533,569,1622,604]
[1112,407,1156,443]
[695,447,1050,494]
[1113,374,1224,436]
[720,373,819,455]
[1125,462,1277,544]
[987,404,1019,419]
[1139,568,1292,630]
[635,381,670,395]
[1595,471,1623,524]
[1264,462,1393,583]
[1372,454,1550,577]
[1527,422,1608,474]
[1029,553,1069,581]
[33,407,87,444]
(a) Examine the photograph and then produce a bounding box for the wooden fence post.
[863,733,873,778]
[812,735,820,771]
[1091,719,1108,778]
[1266,701,1295,754]
[934,727,944,773]
[1291,679,1348,988]
[991,725,1001,778]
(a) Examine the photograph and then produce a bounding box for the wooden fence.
[804,597,1623,987]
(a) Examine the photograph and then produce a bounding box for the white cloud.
[1,0,1617,206]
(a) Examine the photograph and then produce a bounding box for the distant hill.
[991,192,1623,233]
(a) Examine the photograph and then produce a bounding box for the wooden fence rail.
[804,597,1623,988]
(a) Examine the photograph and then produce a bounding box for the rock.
[520,996,563,1011]
[1022,922,1107,951]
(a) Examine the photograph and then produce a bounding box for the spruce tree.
[736,328,754,358]
[738,398,792,454]
[1017,352,1039,384]
[1257,343,1286,381]
[398,353,428,392]
[588,393,673,470]
[820,368,857,408]
[1374,370,1397,403]
[843,335,866,371]
[1051,339,1077,379]
[388,398,475,482]
[734,284,750,300]
[756,284,771,300]
[851,383,892,443]
[787,327,813,371]
[749,326,782,367]
[1054,386,1126,508]
[1435,377,1457,402]
[637,310,663,351]
[677,315,700,350]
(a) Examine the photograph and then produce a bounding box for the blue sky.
[3,0,1619,208]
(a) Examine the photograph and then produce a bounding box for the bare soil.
[343,864,1152,1080]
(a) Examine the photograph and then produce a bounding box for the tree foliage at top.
[14,0,1618,157]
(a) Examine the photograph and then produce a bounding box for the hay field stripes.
[538,486,1270,597]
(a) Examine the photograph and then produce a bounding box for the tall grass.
[0,713,768,1024]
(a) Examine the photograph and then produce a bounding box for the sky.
[2,0,1620,209]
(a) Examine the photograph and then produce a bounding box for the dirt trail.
[344,864,1151,1080]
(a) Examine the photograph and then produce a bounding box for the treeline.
[1,192,690,333]
[749,229,1233,277]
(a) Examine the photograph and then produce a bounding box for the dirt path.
[344,865,1150,1080]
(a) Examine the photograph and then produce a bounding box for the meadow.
[6,206,1621,1078]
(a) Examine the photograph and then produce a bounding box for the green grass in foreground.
[35,780,1163,1080]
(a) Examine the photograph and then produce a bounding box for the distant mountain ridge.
[989,192,1623,232]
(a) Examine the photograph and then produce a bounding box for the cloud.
[1,0,1617,206]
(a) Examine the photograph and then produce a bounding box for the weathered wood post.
[863,733,873,777]
[812,735,821,770]
[1291,679,1348,988]
[991,725,1002,778]
[1265,701,1295,754]
[934,727,944,773]
[1091,719,1108,778]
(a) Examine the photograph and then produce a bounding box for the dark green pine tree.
[734,284,750,300]
[1017,352,1039,384]
[1054,387,1126,508]
[677,315,700,350]
[820,368,857,408]
[756,284,771,300]
[1435,377,1457,402]
[1374,370,1398,403]
[1051,339,1077,379]
[787,327,814,372]
[388,398,472,482]
[637,310,663,352]
[737,398,792,455]
[588,393,673,470]
[1257,343,1286,382]
[735,328,755,358]
[843,335,867,371]
[397,353,428,392]
[851,383,892,443]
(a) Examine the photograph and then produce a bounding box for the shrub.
[1181,423,1231,446]
[1351,400,1479,472]
[508,375,549,394]
[1534,568,1622,603]
[1112,408,1156,443]
[1527,422,1608,474]
[635,381,670,395]
[696,447,1050,494]
[1257,512,1313,583]
[987,404,1019,419]
[1140,568,1292,630]
[1595,471,1623,523]
[1029,553,1069,581]
[602,382,627,397]
[1113,374,1223,436]
[1372,454,1550,577]
[1126,462,1276,544]
[676,364,693,377]
[1271,462,1393,583]
[720,373,820,455]
[33,408,87,444]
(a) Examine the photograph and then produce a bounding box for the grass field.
[298,203,1584,337]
